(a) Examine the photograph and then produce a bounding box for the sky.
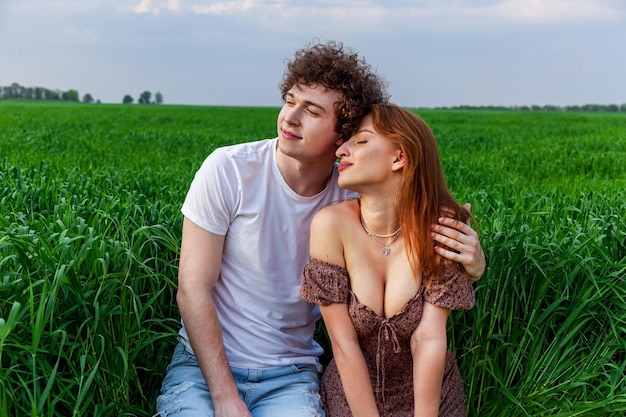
[1,0,625,108]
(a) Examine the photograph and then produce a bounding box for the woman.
[300,104,476,416]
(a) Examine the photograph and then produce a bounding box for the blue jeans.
[155,343,324,417]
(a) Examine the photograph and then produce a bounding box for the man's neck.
[276,151,336,197]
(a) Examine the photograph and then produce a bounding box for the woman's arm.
[411,302,451,417]
[320,304,381,417]
[309,206,380,417]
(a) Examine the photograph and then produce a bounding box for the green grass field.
[1,101,625,416]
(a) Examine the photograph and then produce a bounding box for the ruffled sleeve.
[300,257,350,306]
[424,262,475,310]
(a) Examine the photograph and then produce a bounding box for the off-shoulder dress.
[300,257,475,417]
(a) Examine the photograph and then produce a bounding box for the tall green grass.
[1,163,181,415]
[1,102,625,416]
[424,110,626,415]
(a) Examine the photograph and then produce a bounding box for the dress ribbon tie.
[375,320,401,405]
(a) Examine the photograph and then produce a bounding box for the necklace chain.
[359,215,401,256]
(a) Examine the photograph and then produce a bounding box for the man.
[156,40,485,417]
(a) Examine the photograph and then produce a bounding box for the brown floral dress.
[300,257,475,417]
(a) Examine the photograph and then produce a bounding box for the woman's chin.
[338,178,358,192]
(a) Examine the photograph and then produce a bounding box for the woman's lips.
[338,161,352,172]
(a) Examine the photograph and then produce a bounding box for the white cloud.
[130,0,181,14]
[169,0,625,38]
[133,0,153,14]
[483,0,623,23]
[90,0,624,31]
[338,0,626,28]
[124,0,257,15]
[191,0,255,15]
[168,0,182,11]
[117,0,625,25]
[0,1,101,14]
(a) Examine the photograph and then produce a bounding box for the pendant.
[382,246,391,256]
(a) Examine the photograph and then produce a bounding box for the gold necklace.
[360,215,401,256]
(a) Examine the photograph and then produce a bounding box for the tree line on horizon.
[1,82,624,112]
[438,103,626,112]
[0,82,163,105]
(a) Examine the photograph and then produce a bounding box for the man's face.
[276,84,343,164]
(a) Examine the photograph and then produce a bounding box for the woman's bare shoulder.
[313,199,357,230]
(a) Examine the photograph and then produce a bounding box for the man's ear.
[391,150,405,171]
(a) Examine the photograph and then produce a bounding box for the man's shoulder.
[202,138,275,172]
[218,137,275,158]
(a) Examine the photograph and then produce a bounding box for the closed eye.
[306,107,320,116]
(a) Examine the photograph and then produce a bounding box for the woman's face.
[335,114,402,191]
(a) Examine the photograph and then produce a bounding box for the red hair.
[369,104,470,277]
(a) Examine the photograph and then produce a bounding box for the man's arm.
[430,203,486,282]
[176,216,252,417]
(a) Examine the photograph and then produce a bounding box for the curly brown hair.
[279,40,389,141]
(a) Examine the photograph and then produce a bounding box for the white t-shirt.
[178,138,356,370]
